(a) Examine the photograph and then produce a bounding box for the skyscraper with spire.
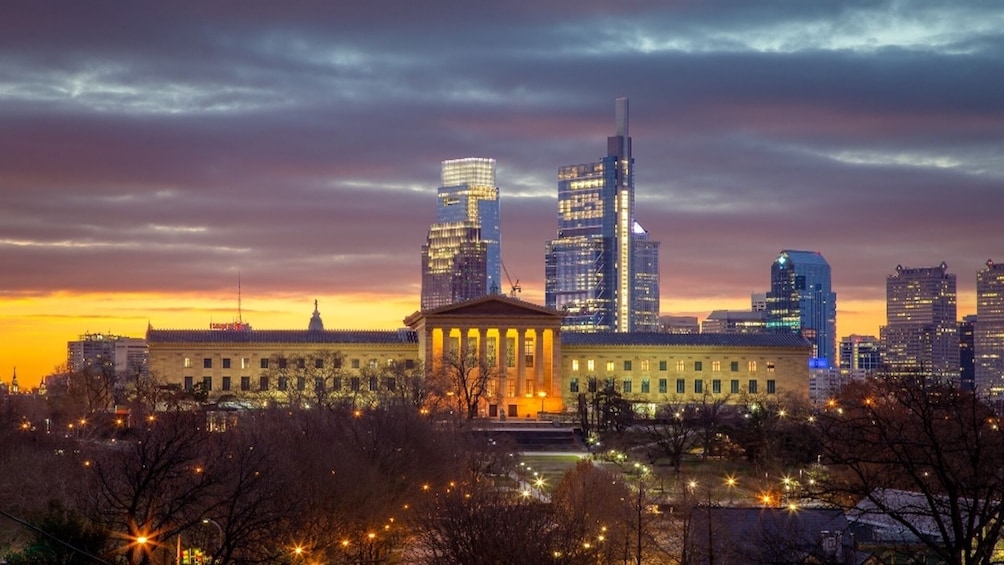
[421,158,501,310]
[545,98,660,332]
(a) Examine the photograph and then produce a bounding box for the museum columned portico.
[404,295,563,419]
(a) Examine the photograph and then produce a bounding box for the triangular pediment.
[405,295,562,326]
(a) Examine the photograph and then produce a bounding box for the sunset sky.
[2,1,1002,389]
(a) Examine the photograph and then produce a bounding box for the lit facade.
[766,250,837,367]
[545,98,660,333]
[976,260,1004,395]
[880,262,959,382]
[838,334,882,373]
[147,297,813,414]
[421,158,501,310]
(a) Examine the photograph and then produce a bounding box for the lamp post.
[538,391,547,415]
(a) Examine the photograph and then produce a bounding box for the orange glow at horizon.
[1,291,977,390]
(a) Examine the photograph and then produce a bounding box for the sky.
[2,1,1002,389]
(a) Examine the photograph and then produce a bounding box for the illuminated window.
[749,361,757,372]
[606,361,615,372]
[184,357,193,368]
[487,337,497,366]
[767,362,775,373]
[369,359,378,369]
[524,338,534,369]
[241,358,250,369]
[640,360,650,371]
[712,361,721,372]
[572,359,580,371]
[676,360,685,372]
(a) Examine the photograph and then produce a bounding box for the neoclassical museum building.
[147,296,811,417]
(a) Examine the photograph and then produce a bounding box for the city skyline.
[2,2,1002,388]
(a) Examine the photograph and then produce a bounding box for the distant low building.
[658,315,699,334]
[67,332,148,378]
[809,367,869,404]
[701,310,767,334]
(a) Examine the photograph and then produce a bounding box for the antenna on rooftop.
[238,271,243,324]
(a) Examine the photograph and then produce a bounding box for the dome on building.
[308,299,324,331]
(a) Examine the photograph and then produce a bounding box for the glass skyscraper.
[879,262,959,382]
[545,98,660,332]
[766,250,837,367]
[976,259,1004,395]
[420,158,501,310]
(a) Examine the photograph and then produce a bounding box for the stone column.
[516,328,526,397]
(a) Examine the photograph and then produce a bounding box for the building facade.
[702,310,768,334]
[421,158,501,310]
[976,259,1004,395]
[67,332,148,378]
[960,315,976,391]
[766,250,837,367]
[880,263,959,382]
[147,297,812,415]
[545,98,660,333]
[838,334,882,373]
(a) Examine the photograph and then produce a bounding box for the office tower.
[838,335,881,372]
[751,292,767,312]
[633,222,661,332]
[545,98,660,332]
[960,315,976,391]
[421,158,501,310]
[67,332,148,378]
[880,263,959,382]
[976,260,1004,395]
[766,250,837,366]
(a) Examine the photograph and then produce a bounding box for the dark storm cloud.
[1,0,1001,323]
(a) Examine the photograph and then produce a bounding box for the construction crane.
[502,260,521,297]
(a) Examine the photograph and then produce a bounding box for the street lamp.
[538,390,547,414]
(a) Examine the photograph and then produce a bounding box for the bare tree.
[815,377,1004,564]
[414,483,557,565]
[639,404,700,474]
[431,350,499,419]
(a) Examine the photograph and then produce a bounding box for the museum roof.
[147,328,418,344]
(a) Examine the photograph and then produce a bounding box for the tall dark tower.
[545,98,659,332]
